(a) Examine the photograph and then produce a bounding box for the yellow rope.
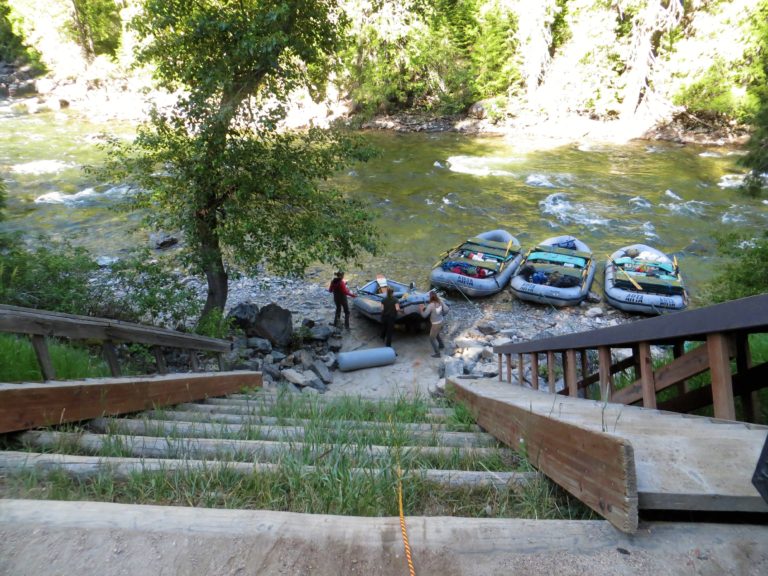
[397,465,416,576]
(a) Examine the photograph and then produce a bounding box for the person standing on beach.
[329,271,355,330]
[380,286,400,347]
[420,292,449,358]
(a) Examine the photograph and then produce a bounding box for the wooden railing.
[494,294,768,422]
[0,304,231,381]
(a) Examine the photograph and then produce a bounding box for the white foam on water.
[433,161,444,169]
[539,192,610,228]
[721,206,747,224]
[425,198,435,205]
[347,169,357,177]
[717,174,745,189]
[664,189,682,200]
[525,173,556,188]
[642,221,659,239]
[629,196,652,209]
[442,196,453,205]
[446,155,517,177]
[11,160,76,174]
[660,199,709,216]
[34,184,133,206]
[698,151,722,158]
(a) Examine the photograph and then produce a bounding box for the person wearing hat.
[328,271,356,330]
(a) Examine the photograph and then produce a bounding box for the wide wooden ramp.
[0,371,262,433]
[450,378,768,531]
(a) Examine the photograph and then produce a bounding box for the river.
[2,101,766,301]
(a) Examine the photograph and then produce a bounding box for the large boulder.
[227,302,260,334]
[252,303,293,348]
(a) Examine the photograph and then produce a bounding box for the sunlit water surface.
[2,101,766,299]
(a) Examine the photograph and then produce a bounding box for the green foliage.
[100,0,380,320]
[0,0,44,71]
[0,178,5,220]
[0,232,100,314]
[195,307,234,339]
[673,58,760,123]
[0,334,109,382]
[66,0,122,60]
[548,0,571,58]
[470,3,520,99]
[343,0,520,113]
[98,250,201,328]
[706,231,768,303]
[739,0,768,194]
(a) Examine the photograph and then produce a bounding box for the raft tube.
[509,234,596,307]
[430,229,523,298]
[337,347,397,372]
[604,244,687,315]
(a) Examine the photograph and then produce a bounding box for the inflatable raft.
[352,277,431,324]
[430,229,523,297]
[509,235,596,307]
[604,244,688,314]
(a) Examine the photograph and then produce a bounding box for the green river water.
[2,102,767,300]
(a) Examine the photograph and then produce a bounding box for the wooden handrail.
[0,304,231,381]
[0,305,229,352]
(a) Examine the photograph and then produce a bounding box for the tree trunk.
[196,216,228,321]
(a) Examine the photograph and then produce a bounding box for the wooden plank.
[530,353,539,390]
[497,353,502,382]
[637,342,656,409]
[19,430,511,462]
[0,372,262,434]
[546,351,556,393]
[153,346,168,375]
[493,293,768,355]
[30,335,55,381]
[708,333,735,420]
[87,417,499,448]
[450,378,768,518]
[598,346,612,401]
[0,451,535,491]
[0,304,230,353]
[736,333,759,423]
[518,353,524,386]
[565,349,578,397]
[658,361,768,414]
[505,353,512,383]
[102,341,121,378]
[612,343,715,406]
[450,379,638,533]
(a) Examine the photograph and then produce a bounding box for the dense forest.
[1,1,767,132]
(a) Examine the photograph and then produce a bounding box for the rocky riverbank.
[194,273,638,399]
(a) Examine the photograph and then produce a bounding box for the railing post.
[30,335,56,381]
[598,346,612,402]
[152,346,168,375]
[530,353,539,390]
[547,351,556,394]
[736,332,759,423]
[580,350,589,397]
[565,349,578,397]
[518,353,524,386]
[707,332,735,420]
[102,341,121,377]
[497,353,502,382]
[505,353,512,384]
[189,350,200,372]
[637,341,656,409]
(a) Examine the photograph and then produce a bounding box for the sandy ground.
[321,313,444,399]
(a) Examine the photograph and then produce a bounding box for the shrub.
[706,231,768,303]
[0,233,100,315]
[0,333,109,382]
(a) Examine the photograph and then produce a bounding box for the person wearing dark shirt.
[380,286,400,347]
[328,271,355,330]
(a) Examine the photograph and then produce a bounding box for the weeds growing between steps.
[0,392,594,520]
